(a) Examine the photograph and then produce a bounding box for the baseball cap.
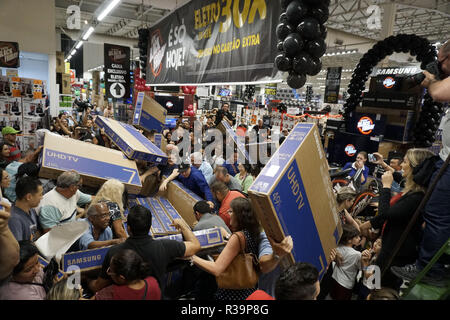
[178,162,191,173]
[2,126,21,135]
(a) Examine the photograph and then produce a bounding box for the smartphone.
[368,153,376,163]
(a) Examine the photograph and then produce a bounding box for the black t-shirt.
[99,235,185,292]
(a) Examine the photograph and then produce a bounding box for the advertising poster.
[146,0,281,85]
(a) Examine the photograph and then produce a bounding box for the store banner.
[0,41,20,68]
[104,43,131,100]
[146,0,280,85]
[324,67,342,104]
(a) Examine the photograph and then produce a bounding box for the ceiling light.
[84,20,88,25]
[82,26,95,40]
[76,41,84,49]
[97,0,121,22]
[71,49,76,55]
[67,55,72,60]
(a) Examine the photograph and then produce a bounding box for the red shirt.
[246,290,275,300]
[6,142,21,161]
[218,190,246,228]
[381,192,403,237]
[95,276,161,300]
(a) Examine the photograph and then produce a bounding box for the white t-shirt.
[332,245,362,290]
[38,188,91,229]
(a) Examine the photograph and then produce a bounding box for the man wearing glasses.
[38,170,92,233]
[421,40,450,103]
[78,202,124,250]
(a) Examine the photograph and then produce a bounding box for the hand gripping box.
[133,92,167,133]
[248,123,342,279]
[95,116,168,164]
[159,178,202,228]
[39,132,142,194]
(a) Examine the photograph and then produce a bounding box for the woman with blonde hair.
[46,278,83,300]
[92,179,128,239]
[360,148,435,290]
[336,186,360,232]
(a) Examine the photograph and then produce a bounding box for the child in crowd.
[358,237,382,300]
[329,224,371,300]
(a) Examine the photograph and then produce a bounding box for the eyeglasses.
[93,213,110,220]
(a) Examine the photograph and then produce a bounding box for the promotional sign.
[324,67,342,104]
[6,69,18,78]
[70,69,76,85]
[32,80,43,99]
[104,43,130,100]
[0,42,20,68]
[357,116,375,135]
[146,0,280,85]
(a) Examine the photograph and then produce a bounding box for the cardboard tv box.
[39,132,142,194]
[95,115,168,164]
[60,228,225,272]
[248,123,342,279]
[158,178,202,228]
[133,92,167,133]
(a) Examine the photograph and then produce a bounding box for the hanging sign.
[104,43,130,100]
[0,42,20,68]
[146,0,280,85]
[324,67,342,104]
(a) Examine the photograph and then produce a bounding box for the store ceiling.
[55,0,450,93]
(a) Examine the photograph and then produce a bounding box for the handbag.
[214,231,260,290]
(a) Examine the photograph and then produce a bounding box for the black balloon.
[293,52,312,74]
[306,39,326,58]
[277,41,284,52]
[306,57,322,76]
[297,18,322,40]
[287,72,307,89]
[282,0,294,9]
[286,1,308,26]
[309,6,329,24]
[283,33,304,57]
[318,25,327,40]
[275,53,292,72]
[276,23,293,41]
[279,12,288,23]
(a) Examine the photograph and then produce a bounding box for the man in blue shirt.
[79,202,124,250]
[342,151,369,185]
[177,163,215,206]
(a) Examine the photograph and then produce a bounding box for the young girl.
[329,224,371,300]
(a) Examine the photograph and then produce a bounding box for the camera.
[74,99,92,113]
[405,60,445,88]
[368,153,377,163]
